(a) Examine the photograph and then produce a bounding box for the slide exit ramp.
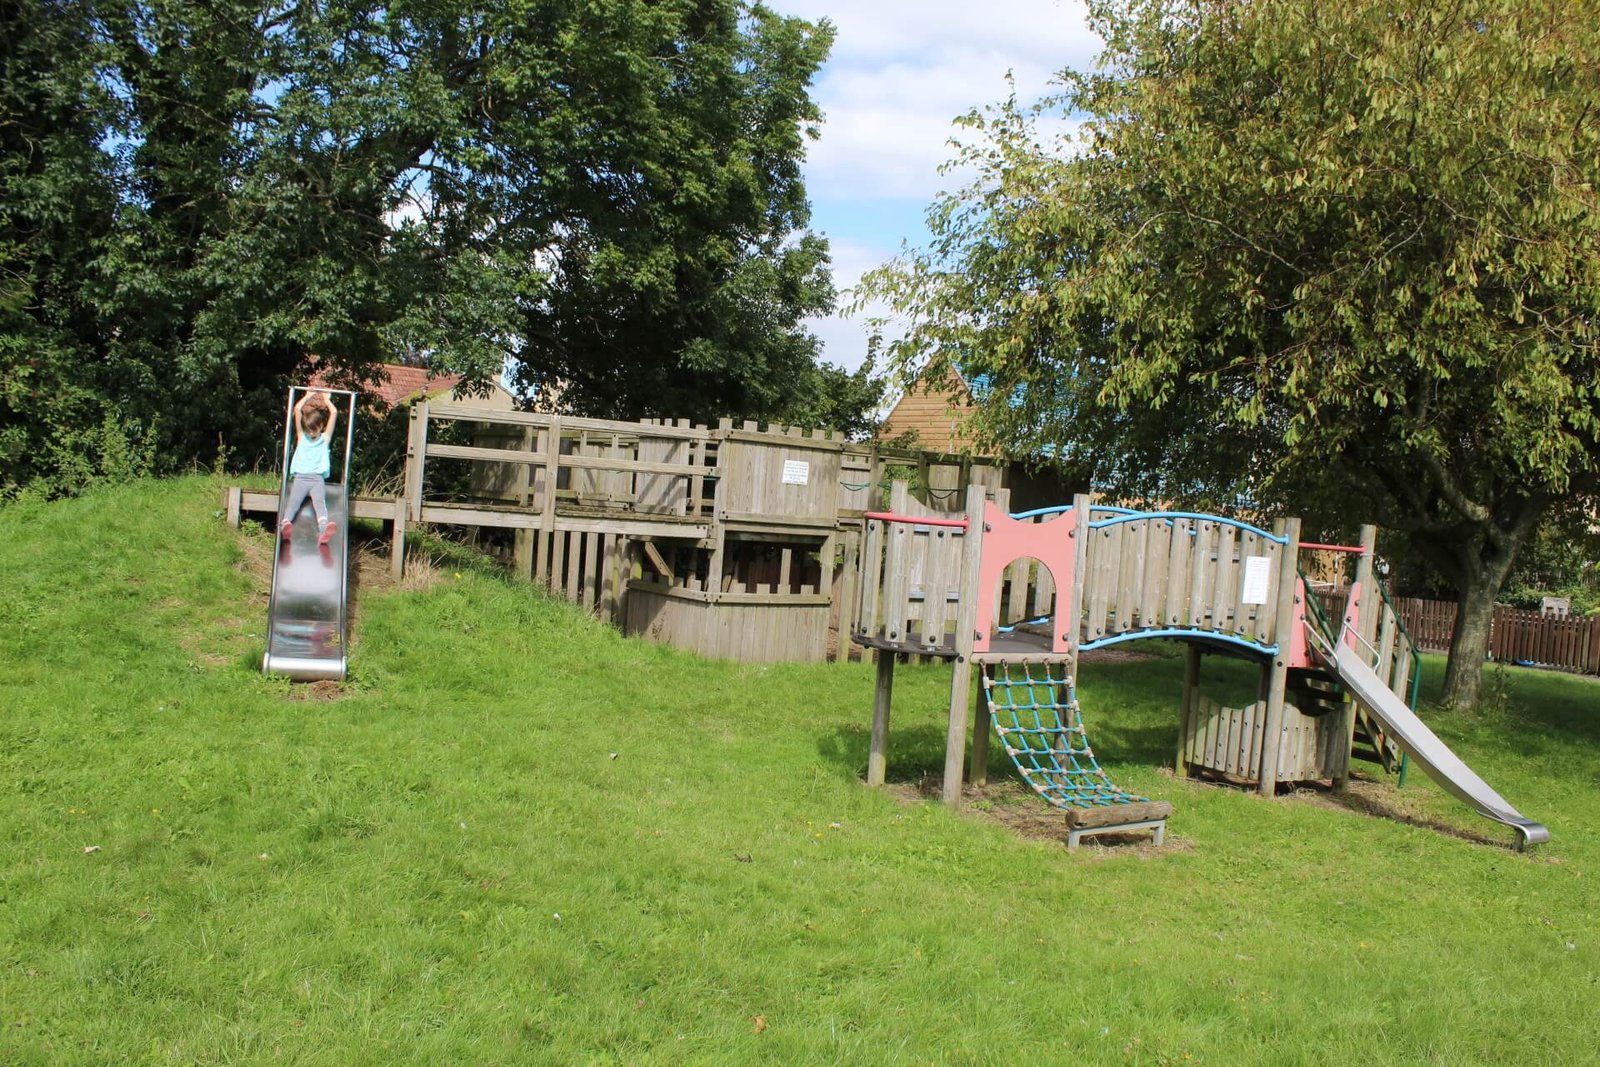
[262,388,357,682]
[1311,623,1549,850]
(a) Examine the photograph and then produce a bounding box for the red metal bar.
[862,510,969,529]
[1299,541,1365,554]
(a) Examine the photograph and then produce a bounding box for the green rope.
[981,659,1147,810]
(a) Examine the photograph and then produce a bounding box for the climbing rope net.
[980,658,1148,811]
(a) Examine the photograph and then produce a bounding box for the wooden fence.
[1390,596,1600,675]
[1488,607,1600,674]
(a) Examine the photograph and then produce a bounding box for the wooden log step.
[1064,800,1173,830]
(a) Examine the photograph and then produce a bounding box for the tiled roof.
[309,363,463,411]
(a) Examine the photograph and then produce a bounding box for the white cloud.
[777,0,1101,203]
[805,237,908,373]
[766,1,1103,367]
[778,0,1099,68]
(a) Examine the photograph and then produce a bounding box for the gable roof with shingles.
[310,363,464,411]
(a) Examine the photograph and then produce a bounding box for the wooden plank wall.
[540,529,630,622]
[1349,594,1600,676]
[1393,597,1457,652]
[854,490,968,649]
[1396,595,1600,675]
[1078,516,1282,647]
[715,419,843,522]
[1182,696,1343,781]
[837,448,877,516]
[624,586,829,662]
[403,405,1043,664]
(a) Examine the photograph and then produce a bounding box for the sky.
[765,0,1104,372]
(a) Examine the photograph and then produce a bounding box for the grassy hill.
[2,477,1598,1064]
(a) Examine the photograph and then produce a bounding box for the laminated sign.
[1240,555,1273,605]
[781,460,810,486]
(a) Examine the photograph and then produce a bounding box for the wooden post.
[969,487,1011,787]
[868,650,896,786]
[836,526,861,664]
[513,424,536,579]
[881,481,911,644]
[404,401,429,522]
[224,486,242,527]
[390,497,407,581]
[1177,642,1201,776]
[1257,516,1301,795]
[941,483,987,806]
[1334,523,1378,789]
[538,416,561,584]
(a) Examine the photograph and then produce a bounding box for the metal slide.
[1319,633,1549,849]
[262,389,357,682]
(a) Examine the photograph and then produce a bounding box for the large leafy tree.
[2,1,842,489]
[861,0,1600,707]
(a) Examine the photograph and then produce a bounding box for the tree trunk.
[1442,571,1499,708]
[1440,514,1532,709]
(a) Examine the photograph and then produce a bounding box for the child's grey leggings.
[283,474,329,527]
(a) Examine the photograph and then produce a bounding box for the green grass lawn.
[3,477,1598,1064]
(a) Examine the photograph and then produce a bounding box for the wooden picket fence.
[1488,607,1600,674]
[1391,597,1458,653]
[1390,596,1600,675]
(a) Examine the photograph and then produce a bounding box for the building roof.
[877,365,990,456]
[309,363,465,411]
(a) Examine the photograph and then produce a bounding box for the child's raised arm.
[322,391,338,440]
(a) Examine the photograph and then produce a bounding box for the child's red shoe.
[279,520,293,539]
[318,521,337,545]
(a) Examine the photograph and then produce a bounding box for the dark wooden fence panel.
[1390,595,1600,675]
[1392,597,1457,653]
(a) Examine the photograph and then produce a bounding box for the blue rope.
[981,659,1147,811]
[1086,510,1288,544]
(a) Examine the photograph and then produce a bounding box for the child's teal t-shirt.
[290,433,331,477]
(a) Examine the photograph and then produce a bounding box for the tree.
[2,1,839,490]
[0,1,126,489]
[860,0,1600,707]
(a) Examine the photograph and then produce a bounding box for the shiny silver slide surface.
[262,482,350,681]
[1325,637,1549,849]
[262,386,357,682]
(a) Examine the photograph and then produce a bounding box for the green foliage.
[1,1,838,494]
[861,0,1600,705]
[775,359,888,441]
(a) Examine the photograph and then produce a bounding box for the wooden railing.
[1080,510,1288,650]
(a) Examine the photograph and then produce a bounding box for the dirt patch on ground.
[1079,646,1160,665]
[883,774,1187,858]
[285,679,351,702]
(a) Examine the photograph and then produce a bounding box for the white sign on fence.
[1240,555,1273,606]
[781,460,810,486]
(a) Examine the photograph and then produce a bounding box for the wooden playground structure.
[226,398,1547,850]
[851,486,1429,847]
[225,399,1067,662]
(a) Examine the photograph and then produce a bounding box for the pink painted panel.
[972,502,1078,654]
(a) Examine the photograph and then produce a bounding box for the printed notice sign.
[1240,555,1273,605]
[781,460,810,486]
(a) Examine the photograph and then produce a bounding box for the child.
[280,389,339,545]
